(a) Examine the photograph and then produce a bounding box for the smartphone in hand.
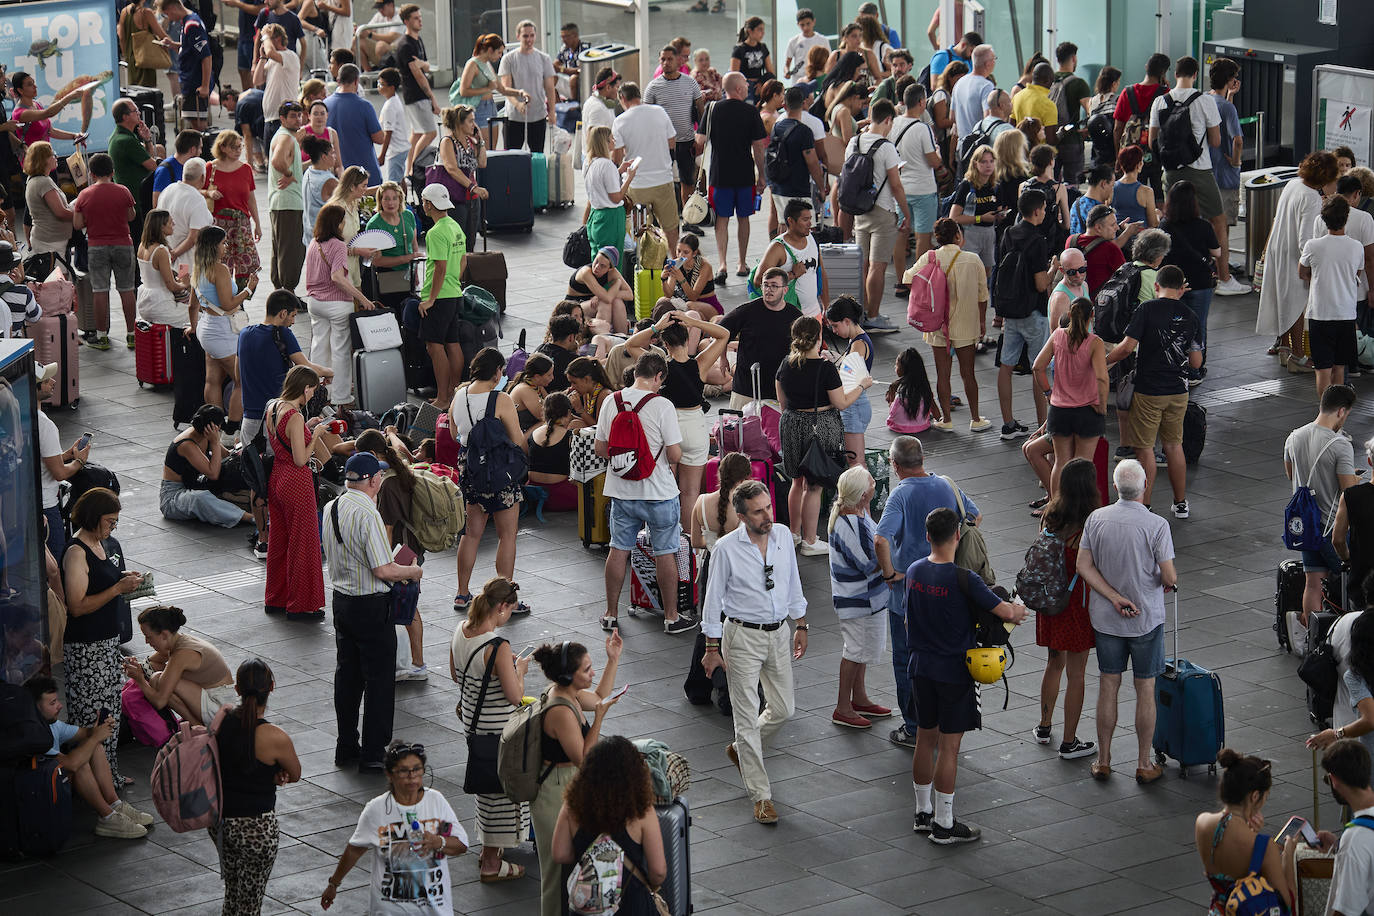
[517,645,536,661]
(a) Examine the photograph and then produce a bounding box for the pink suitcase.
[32,312,80,409]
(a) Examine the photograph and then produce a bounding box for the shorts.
[840,392,873,433]
[1308,318,1357,370]
[672,140,696,187]
[912,674,981,733]
[405,99,438,134]
[839,610,887,664]
[200,683,239,725]
[1164,167,1222,221]
[676,407,709,465]
[1220,187,1239,226]
[236,33,254,72]
[711,185,756,219]
[1047,403,1105,438]
[474,97,498,128]
[998,312,1048,367]
[923,329,978,350]
[1303,539,1343,574]
[1095,624,1165,678]
[772,193,811,223]
[179,92,209,120]
[197,313,240,360]
[88,244,135,292]
[609,496,682,553]
[962,224,997,270]
[627,182,679,236]
[419,296,461,344]
[906,192,939,234]
[1124,392,1189,447]
[854,208,897,266]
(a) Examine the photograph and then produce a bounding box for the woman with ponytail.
[526,392,581,511]
[1194,748,1297,915]
[1032,296,1108,497]
[449,577,531,882]
[121,605,236,727]
[826,466,890,729]
[730,17,775,102]
[211,659,301,916]
[691,452,750,553]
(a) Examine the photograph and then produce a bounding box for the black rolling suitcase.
[171,330,207,428]
[478,150,535,233]
[1276,558,1306,653]
[120,86,165,145]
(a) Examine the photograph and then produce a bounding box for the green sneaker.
[87,335,112,351]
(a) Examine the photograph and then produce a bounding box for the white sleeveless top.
[775,233,821,317]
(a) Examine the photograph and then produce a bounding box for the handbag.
[228,307,250,334]
[425,136,470,202]
[461,636,506,796]
[563,224,591,268]
[388,579,420,626]
[940,475,996,585]
[682,168,710,225]
[796,366,846,488]
[66,147,89,188]
[132,27,172,70]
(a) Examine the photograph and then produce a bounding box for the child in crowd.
[827,466,891,730]
[785,8,830,82]
[886,347,938,433]
[1300,195,1366,399]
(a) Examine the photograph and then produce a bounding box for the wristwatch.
[1337,726,1347,740]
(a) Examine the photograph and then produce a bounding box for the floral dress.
[207,161,261,278]
[264,407,325,616]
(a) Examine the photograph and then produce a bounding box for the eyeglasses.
[393,765,425,777]
[1063,267,1087,276]
[764,563,775,591]
[762,282,788,291]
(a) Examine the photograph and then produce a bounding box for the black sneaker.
[913,810,934,833]
[1155,449,1168,468]
[252,540,268,560]
[1114,445,1134,462]
[1058,739,1096,760]
[929,819,982,845]
[1032,725,1052,745]
[1172,499,1190,520]
[1000,421,1030,441]
[664,615,698,635]
[888,725,918,748]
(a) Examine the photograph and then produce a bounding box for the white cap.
[35,362,59,384]
[420,183,453,209]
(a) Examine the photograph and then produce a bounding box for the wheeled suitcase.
[530,151,549,210]
[818,242,864,307]
[461,201,509,311]
[547,149,575,209]
[134,321,174,387]
[1153,588,1224,775]
[457,317,500,380]
[633,268,659,321]
[32,313,79,409]
[577,472,611,548]
[656,796,692,916]
[1276,558,1306,653]
[171,331,207,427]
[478,150,535,233]
[120,86,166,146]
[629,532,698,617]
[353,347,408,414]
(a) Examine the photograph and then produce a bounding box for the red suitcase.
[135,322,174,387]
[32,312,80,409]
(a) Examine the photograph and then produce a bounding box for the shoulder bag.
[797,363,847,487]
[940,475,995,585]
[460,635,507,795]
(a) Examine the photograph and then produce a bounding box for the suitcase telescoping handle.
[751,362,762,410]
[1166,584,1179,675]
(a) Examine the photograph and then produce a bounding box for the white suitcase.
[819,242,864,307]
[548,149,575,209]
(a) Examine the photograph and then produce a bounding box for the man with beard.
[1320,739,1374,915]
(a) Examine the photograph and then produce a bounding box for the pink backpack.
[907,251,959,333]
[121,678,177,747]
[151,705,230,833]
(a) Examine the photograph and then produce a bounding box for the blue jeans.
[1182,288,1213,353]
[383,155,406,184]
[889,610,919,733]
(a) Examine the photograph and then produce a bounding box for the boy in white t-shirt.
[375,67,410,184]
[785,9,830,82]
[1301,195,1366,398]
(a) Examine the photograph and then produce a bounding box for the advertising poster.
[0,0,120,154]
[1318,97,1372,166]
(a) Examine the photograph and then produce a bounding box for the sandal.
[453,593,473,613]
[894,284,910,296]
[1090,762,1111,781]
[1028,495,1050,510]
[480,860,526,882]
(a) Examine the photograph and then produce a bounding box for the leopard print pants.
[209,811,279,915]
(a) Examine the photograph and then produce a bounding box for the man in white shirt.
[847,99,910,334]
[583,67,621,158]
[613,81,680,254]
[34,361,89,559]
[357,0,404,71]
[595,352,695,635]
[1319,175,1374,378]
[374,67,409,184]
[1319,739,1374,916]
[701,478,807,825]
[158,157,214,272]
[893,84,943,282]
[951,44,996,140]
[784,8,829,82]
[254,23,300,155]
[1148,55,1222,223]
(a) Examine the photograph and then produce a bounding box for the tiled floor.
[7,142,1373,914]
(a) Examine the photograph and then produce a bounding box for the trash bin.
[579,43,639,105]
[1243,166,1299,274]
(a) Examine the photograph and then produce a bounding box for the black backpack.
[1156,91,1205,171]
[837,136,889,216]
[992,233,1036,320]
[956,119,1006,176]
[765,120,806,185]
[0,685,52,763]
[1093,262,1145,342]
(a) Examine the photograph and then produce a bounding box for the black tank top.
[527,427,572,476]
[542,705,590,764]
[567,272,593,301]
[1346,482,1374,594]
[218,714,280,818]
[569,827,653,914]
[164,438,204,487]
[662,357,703,409]
[63,538,124,643]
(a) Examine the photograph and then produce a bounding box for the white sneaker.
[115,800,154,826]
[799,539,830,556]
[792,531,803,547]
[395,665,429,682]
[94,811,147,839]
[1215,276,1251,296]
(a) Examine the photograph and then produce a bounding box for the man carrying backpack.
[994,189,1053,441]
[1148,56,1223,227]
[321,452,425,773]
[1050,42,1092,185]
[1112,52,1172,197]
[957,89,1013,177]
[766,86,827,227]
[595,352,696,635]
[840,99,910,333]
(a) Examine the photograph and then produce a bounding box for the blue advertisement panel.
[0,0,120,154]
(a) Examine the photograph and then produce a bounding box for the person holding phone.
[1194,748,1298,914]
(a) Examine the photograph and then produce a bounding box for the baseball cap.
[35,362,58,384]
[420,183,453,210]
[344,452,389,481]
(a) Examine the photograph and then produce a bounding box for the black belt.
[727,617,785,632]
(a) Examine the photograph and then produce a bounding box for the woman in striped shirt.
[827,466,893,730]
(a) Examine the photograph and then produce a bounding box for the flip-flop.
[480,860,526,882]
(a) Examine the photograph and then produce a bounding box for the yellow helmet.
[965,647,1007,685]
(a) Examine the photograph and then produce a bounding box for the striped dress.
[451,626,529,848]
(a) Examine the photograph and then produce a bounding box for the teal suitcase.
[531,151,549,210]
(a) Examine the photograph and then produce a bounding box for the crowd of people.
[7,3,1374,915]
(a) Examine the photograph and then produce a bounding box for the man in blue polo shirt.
[163,0,213,130]
[875,436,980,748]
[150,129,204,207]
[325,64,385,185]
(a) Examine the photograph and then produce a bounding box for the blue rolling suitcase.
[478,150,535,233]
[1153,588,1224,776]
[656,796,691,916]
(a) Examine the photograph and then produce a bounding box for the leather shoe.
[725,743,741,774]
[358,760,386,774]
[1135,763,1164,785]
[753,799,778,824]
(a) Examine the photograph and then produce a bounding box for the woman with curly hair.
[552,735,667,915]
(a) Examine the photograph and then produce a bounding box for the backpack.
[956,119,1006,176]
[1156,90,1205,171]
[497,691,582,802]
[992,243,1035,320]
[1223,835,1286,916]
[1119,85,1152,153]
[459,285,500,325]
[403,467,467,552]
[1047,75,1076,136]
[59,463,121,529]
[1086,103,1116,156]
[0,684,54,762]
[907,250,959,333]
[941,476,995,586]
[150,705,230,833]
[606,391,662,481]
[568,833,629,915]
[837,136,890,216]
[1284,435,1341,551]
[765,119,805,185]
[1015,530,1079,616]
[463,390,528,493]
[563,225,591,269]
[1093,262,1145,342]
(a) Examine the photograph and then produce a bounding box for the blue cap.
[597,245,621,264]
[344,452,389,481]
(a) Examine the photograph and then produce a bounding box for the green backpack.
[402,469,466,552]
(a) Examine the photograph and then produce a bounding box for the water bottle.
[406,814,424,854]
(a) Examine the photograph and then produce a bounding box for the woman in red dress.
[1032,457,1101,760]
[264,365,326,621]
[205,131,261,288]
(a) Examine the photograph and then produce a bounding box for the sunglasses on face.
[1063,267,1087,276]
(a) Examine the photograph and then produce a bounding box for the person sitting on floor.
[121,604,238,727]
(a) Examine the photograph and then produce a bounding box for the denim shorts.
[474,97,498,128]
[906,192,939,234]
[610,496,682,553]
[1095,624,1165,678]
[840,393,873,433]
[999,312,1048,367]
[88,244,136,292]
[1303,539,1343,574]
